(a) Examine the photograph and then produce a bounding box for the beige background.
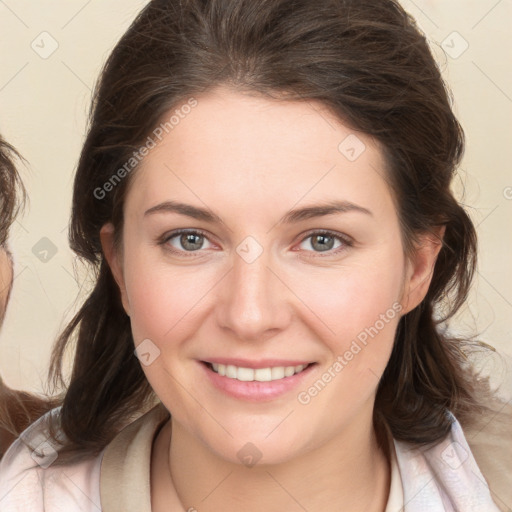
[0,0,511,395]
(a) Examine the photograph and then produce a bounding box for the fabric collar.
[99,404,499,512]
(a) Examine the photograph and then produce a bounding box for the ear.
[400,225,446,315]
[100,223,131,316]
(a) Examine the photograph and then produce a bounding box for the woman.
[0,136,24,327]
[0,0,510,510]
[0,136,59,458]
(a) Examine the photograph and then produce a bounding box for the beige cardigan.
[0,400,509,510]
[99,402,405,511]
[98,401,512,512]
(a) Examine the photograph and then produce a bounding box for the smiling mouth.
[203,362,314,382]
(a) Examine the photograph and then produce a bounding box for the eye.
[296,231,352,256]
[158,229,353,258]
[160,229,214,256]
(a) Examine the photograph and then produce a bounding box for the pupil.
[182,233,202,250]
[313,234,333,252]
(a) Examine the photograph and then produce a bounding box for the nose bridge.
[217,238,290,340]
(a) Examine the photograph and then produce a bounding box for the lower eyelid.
[161,230,352,255]
[298,232,352,254]
[164,231,214,252]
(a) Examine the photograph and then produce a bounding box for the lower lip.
[200,361,316,402]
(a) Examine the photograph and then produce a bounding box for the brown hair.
[2,0,500,464]
[0,136,60,457]
[0,136,21,328]
[0,137,25,248]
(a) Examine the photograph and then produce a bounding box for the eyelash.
[158,228,353,258]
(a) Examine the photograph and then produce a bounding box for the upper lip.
[202,358,315,369]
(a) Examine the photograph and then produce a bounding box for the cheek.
[292,255,404,344]
[124,241,405,346]
[0,252,13,312]
[123,252,213,346]
[292,261,403,428]
[291,254,405,408]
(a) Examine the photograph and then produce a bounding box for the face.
[102,86,441,466]
[0,247,13,325]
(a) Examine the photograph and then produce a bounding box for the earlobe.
[400,225,446,315]
[99,223,131,316]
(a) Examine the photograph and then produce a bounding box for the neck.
[164,415,391,512]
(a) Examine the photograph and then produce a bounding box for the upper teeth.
[211,363,308,382]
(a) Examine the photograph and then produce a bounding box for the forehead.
[125,86,394,219]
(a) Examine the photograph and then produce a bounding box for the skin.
[0,247,13,326]
[0,246,17,457]
[101,85,443,512]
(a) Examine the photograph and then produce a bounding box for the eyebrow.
[144,199,372,224]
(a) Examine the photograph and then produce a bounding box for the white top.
[0,403,504,511]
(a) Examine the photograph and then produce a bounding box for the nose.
[215,243,292,342]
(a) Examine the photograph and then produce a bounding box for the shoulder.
[392,412,505,511]
[462,355,512,512]
[100,401,170,511]
[0,406,103,512]
[464,402,512,512]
